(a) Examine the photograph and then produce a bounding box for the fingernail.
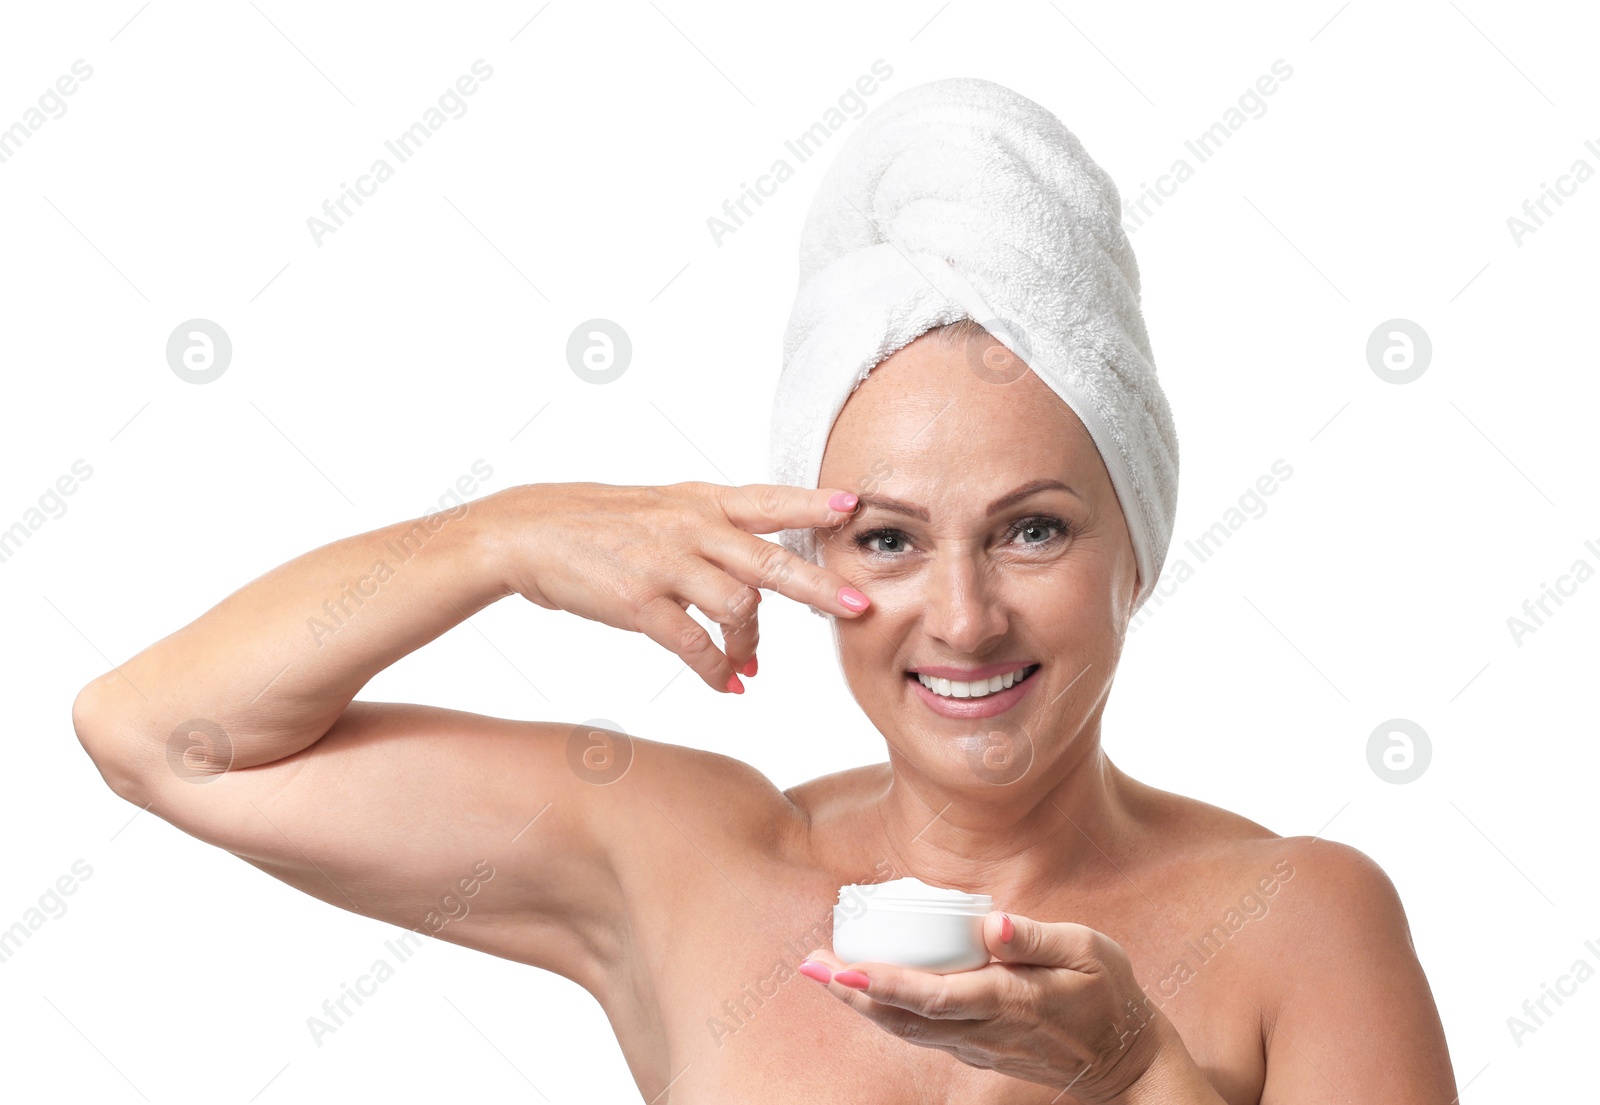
[798,959,832,984]
[741,655,758,677]
[1000,912,1014,943]
[834,970,870,991]
[726,673,745,694]
[828,492,859,512]
[838,587,870,611]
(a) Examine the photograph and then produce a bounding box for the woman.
[71,79,1455,1103]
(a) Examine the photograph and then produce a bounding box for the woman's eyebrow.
[856,478,1082,521]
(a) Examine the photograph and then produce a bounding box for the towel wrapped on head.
[766,76,1179,617]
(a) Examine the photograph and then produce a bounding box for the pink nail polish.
[1000,912,1014,943]
[726,673,744,694]
[798,959,832,983]
[828,492,858,512]
[838,587,870,611]
[741,655,758,677]
[834,970,870,991]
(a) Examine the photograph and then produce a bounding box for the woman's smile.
[905,662,1042,718]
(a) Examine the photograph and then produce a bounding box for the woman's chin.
[883,716,1041,791]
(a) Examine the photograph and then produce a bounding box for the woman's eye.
[852,516,1069,556]
[1007,516,1067,545]
[854,528,908,554]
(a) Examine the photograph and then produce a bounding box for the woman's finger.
[709,482,860,536]
[986,915,1109,972]
[630,558,762,691]
[803,948,1008,1020]
[703,526,871,620]
[715,583,761,678]
[680,556,761,682]
[702,483,872,617]
[819,958,1012,1021]
[632,594,739,692]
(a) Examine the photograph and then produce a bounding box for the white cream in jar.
[832,876,993,973]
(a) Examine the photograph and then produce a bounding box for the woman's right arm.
[69,480,869,988]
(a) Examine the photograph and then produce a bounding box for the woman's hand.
[800,912,1217,1104]
[483,481,873,693]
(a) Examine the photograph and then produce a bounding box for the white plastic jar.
[832,876,993,973]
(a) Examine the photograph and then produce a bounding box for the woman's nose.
[919,553,1008,653]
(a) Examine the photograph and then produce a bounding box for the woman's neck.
[862,729,1137,909]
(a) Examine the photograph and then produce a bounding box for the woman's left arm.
[1252,840,1457,1103]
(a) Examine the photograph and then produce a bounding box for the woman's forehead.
[819,335,1101,487]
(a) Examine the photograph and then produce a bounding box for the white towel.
[767,76,1179,617]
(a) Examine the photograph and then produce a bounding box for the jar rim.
[837,897,992,915]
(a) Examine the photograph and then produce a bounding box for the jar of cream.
[832,876,993,973]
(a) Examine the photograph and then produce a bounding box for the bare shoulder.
[1235,833,1418,965]
[1246,834,1454,1098]
[1143,800,1452,1096]
[1125,781,1444,1058]
[777,760,894,847]
[1117,769,1282,861]
[1122,774,1415,964]
[779,760,890,817]
[1123,770,1403,896]
[601,730,806,859]
[1192,819,1427,1031]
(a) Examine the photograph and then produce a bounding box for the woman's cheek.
[850,564,924,607]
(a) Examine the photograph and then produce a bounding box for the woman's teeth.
[914,665,1037,699]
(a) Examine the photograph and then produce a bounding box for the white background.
[3,1,1596,1100]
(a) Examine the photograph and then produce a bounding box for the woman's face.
[814,327,1139,792]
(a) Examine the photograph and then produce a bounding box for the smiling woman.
[814,327,1140,747]
[72,75,1456,1105]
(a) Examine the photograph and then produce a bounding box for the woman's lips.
[906,665,1039,719]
